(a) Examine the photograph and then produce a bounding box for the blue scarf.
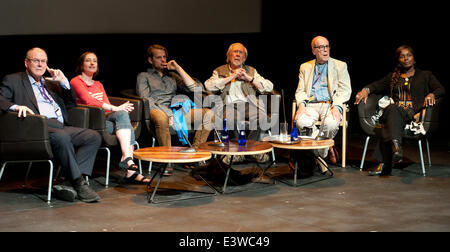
[170,97,196,145]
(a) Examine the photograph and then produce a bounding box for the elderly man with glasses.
[293,36,352,164]
[0,47,102,203]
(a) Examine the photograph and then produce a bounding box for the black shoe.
[369,163,391,176]
[53,185,77,202]
[391,139,403,163]
[73,177,100,203]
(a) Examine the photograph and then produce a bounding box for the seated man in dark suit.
[0,47,102,202]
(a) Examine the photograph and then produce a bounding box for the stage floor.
[1,133,450,232]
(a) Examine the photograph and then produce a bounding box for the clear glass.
[280,122,289,142]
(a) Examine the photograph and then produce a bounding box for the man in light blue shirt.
[0,47,102,203]
[294,36,352,164]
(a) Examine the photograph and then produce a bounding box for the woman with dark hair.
[354,45,445,176]
[70,52,150,183]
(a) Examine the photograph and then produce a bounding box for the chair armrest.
[108,97,143,140]
[78,105,106,131]
[108,96,142,123]
[68,106,90,128]
[422,97,443,133]
[120,89,150,121]
[0,111,53,160]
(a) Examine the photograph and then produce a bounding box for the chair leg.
[0,161,8,181]
[341,114,347,168]
[426,139,431,167]
[46,160,54,205]
[149,137,156,174]
[104,147,110,188]
[133,141,143,174]
[24,162,33,187]
[268,130,276,165]
[360,136,371,171]
[99,146,111,188]
[0,160,54,205]
[418,139,426,176]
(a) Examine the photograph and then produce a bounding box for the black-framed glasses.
[27,58,47,64]
[314,45,330,51]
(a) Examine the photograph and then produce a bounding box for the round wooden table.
[133,146,213,203]
[198,140,273,156]
[198,140,274,193]
[270,138,334,150]
[268,138,334,186]
[134,146,212,163]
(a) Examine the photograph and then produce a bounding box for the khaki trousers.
[149,108,214,148]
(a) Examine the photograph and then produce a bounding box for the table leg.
[294,161,298,186]
[316,156,334,176]
[222,156,234,193]
[147,165,166,203]
[146,163,217,204]
[266,150,334,187]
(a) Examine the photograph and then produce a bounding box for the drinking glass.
[280,122,289,142]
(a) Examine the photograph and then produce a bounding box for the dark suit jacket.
[0,72,77,125]
[366,69,446,113]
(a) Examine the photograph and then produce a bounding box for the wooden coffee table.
[269,138,335,186]
[134,146,214,203]
[198,140,274,194]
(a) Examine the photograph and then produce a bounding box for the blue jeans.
[105,111,136,145]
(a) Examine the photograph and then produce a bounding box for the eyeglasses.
[314,45,330,51]
[27,58,47,64]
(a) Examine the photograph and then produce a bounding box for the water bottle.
[238,122,246,146]
[291,120,299,141]
[221,118,229,143]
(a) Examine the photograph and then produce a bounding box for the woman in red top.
[71,52,149,183]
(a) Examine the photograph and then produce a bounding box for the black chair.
[79,96,143,187]
[358,94,442,176]
[0,107,89,204]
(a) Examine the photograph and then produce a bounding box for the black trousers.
[375,104,414,165]
[47,119,102,180]
[380,104,414,142]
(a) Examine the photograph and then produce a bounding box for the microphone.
[315,90,337,140]
[208,124,226,147]
[171,122,197,153]
[178,130,198,153]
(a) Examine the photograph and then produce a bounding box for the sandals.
[119,157,150,184]
[120,170,151,184]
[119,157,134,170]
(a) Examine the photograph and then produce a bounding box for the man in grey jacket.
[136,44,214,154]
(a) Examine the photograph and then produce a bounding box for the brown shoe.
[327,147,337,164]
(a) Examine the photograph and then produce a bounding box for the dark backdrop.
[0,0,448,144]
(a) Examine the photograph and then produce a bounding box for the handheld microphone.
[315,90,337,140]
